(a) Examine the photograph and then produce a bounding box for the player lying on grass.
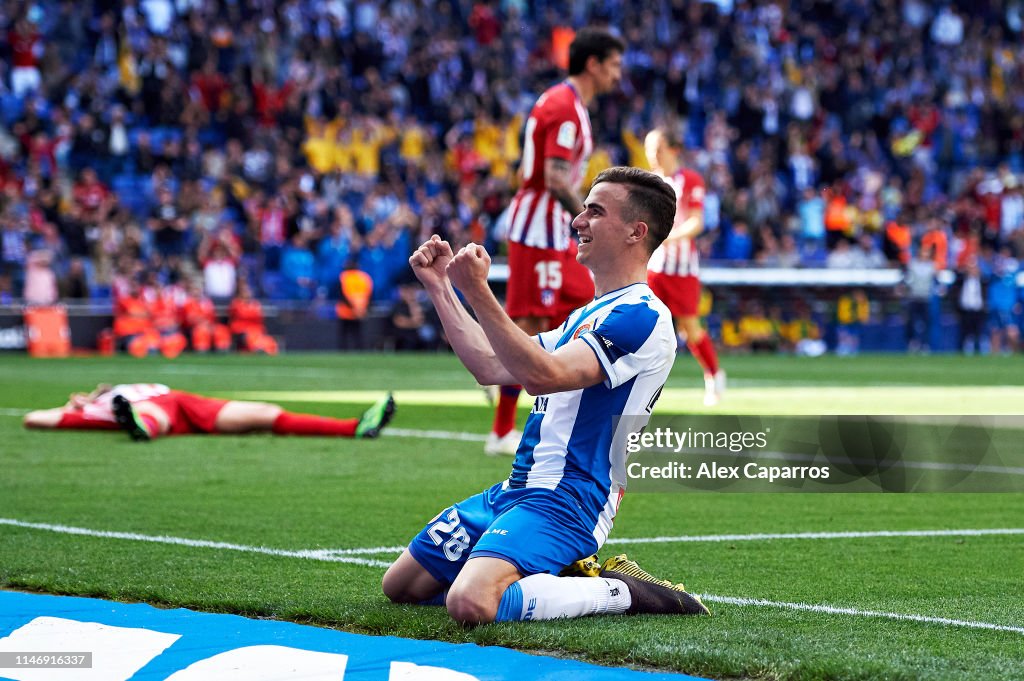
[23,383,395,441]
[383,167,710,625]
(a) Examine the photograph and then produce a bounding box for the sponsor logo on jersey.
[556,121,577,149]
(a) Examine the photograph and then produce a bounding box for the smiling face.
[572,181,635,270]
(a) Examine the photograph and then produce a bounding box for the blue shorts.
[407,481,600,586]
[989,309,1018,331]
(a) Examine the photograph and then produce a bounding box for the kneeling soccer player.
[382,167,709,624]
[24,383,395,441]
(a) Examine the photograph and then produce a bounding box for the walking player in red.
[644,128,725,406]
[488,27,625,455]
[24,383,395,441]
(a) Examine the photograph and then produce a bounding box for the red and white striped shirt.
[82,384,171,422]
[649,168,705,276]
[507,82,593,251]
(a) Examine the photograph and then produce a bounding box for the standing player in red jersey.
[644,128,725,406]
[486,27,625,455]
[23,383,395,441]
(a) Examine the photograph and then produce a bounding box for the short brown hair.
[568,28,625,76]
[592,166,676,253]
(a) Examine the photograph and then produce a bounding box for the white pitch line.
[0,518,391,568]
[318,527,1024,556]
[698,595,1024,635]
[2,517,1022,635]
[321,546,406,556]
[604,528,1024,546]
[0,408,26,417]
[385,428,488,443]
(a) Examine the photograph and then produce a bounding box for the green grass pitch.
[1,353,1022,680]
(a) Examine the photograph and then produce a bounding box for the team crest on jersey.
[573,323,592,339]
[541,289,556,307]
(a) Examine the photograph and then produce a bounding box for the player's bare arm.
[544,158,584,217]
[446,244,605,395]
[409,236,517,386]
[23,408,67,429]
[663,207,703,242]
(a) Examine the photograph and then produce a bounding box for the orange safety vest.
[113,295,152,337]
[229,298,265,335]
[551,26,575,71]
[336,269,373,320]
[825,196,851,232]
[921,229,948,270]
[885,221,911,265]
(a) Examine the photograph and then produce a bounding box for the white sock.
[495,574,631,621]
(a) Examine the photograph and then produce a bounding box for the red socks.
[272,411,358,437]
[688,334,720,376]
[491,385,522,436]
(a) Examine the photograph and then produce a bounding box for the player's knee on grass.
[445,557,519,626]
[445,587,499,626]
[381,551,445,605]
[380,571,413,604]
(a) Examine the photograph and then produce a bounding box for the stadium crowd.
[1,0,1023,352]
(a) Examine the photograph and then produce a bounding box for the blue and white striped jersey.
[506,282,676,548]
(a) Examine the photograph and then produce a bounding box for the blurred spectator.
[72,168,115,225]
[836,290,870,356]
[198,228,241,303]
[720,311,747,354]
[179,278,231,353]
[854,234,888,270]
[60,257,90,300]
[722,222,753,262]
[826,239,858,269]
[23,249,58,305]
[337,258,373,351]
[738,302,779,353]
[783,304,826,357]
[952,258,987,354]
[987,252,1020,354]
[390,280,439,351]
[8,12,42,98]
[280,231,316,301]
[318,205,360,298]
[113,278,159,357]
[148,186,189,260]
[141,271,187,359]
[229,279,278,355]
[904,245,936,353]
[797,188,826,246]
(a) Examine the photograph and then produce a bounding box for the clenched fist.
[409,235,455,289]
[446,244,492,296]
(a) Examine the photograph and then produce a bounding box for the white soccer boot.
[484,429,520,456]
[703,369,726,407]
